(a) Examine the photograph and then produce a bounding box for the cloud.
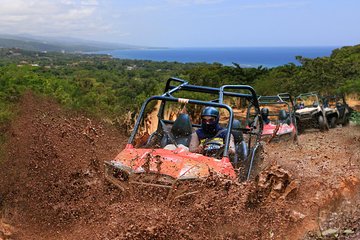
[54,7,96,21]
[0,0,315,45]
[0,0,112,38]
[166,0,224,6]
[80,0,98,6]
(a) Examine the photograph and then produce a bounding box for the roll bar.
[128,95,234,157]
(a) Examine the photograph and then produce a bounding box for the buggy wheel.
[298,125,304,134]
[318,115,328,131]
[329,116,337,128]
[296,121,304,134]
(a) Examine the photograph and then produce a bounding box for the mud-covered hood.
[110,145,236,179]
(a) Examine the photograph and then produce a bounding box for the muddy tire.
[318,115,328,131]
[296,119,304,134]
[330,116,337,128]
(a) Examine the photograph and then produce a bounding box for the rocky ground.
[0,93,359,240]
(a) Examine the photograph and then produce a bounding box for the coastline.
[90,46,337,68]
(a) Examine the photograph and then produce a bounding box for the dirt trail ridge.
[0,93,359,240]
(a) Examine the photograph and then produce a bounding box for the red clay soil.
[0,93,360,240]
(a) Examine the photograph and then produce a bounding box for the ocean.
[96,46,336,68]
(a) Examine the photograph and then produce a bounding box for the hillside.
[0,93,359,239]
[0,34,145,53]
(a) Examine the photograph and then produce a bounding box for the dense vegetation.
[0,45,359,128]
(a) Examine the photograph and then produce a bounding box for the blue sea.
[96,46,337,68]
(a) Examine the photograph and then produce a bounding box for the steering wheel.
[202,141,225,158]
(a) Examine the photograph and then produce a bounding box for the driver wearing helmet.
[189,107,235,155]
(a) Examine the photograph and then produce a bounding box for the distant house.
[126,65,137,70]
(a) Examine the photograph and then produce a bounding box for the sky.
[0,0,359,47]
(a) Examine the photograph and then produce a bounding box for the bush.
[350,111,360,125]
[0,101,14,125]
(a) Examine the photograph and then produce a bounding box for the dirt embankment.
[0,93,127,239]
[0,93,360,240]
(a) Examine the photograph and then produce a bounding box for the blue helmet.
[201,107,220,134]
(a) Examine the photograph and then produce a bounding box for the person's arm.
[189,132,202,153]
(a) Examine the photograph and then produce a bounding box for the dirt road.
[0,93,359,240]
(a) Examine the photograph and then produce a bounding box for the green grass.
[0,100,14,125]
[350,111,360,125]
[0,101,14,164]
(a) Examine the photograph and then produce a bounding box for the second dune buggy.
[256,93,298,142]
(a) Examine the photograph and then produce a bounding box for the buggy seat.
[231,119,248,164]
[261,108,270,124]
[161,113,193,147]
[231,119,244,144]
[278,110,290,125]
